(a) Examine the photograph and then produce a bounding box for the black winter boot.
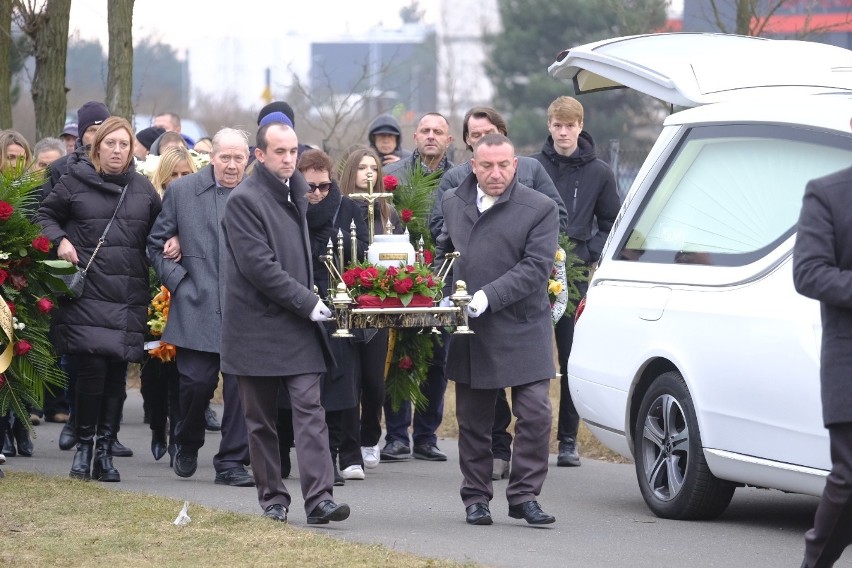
[69,391,100,479]
[93,397,122,482]
[92,438,120,482]
[59,414,77,450]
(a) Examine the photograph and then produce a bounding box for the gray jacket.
[437,172,558,389]
[428,157,569,241]
[147,165,231,353]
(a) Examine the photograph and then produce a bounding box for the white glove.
[438,296,453,308]
[309,298,333,322]
[466,290,488,318]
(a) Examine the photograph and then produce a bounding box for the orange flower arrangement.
[147,285,176,362]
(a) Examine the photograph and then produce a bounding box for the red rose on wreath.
[32,235,51,253]
[36,297,54,314]
[400,209,413,223]
[0,201,13,221]
[5,300,14,315]
[359,266,380,287]
[423,249,433,265]
[398,355,414,370]
[383,175,398,191]
[342,271,357,287]
[0,269,8,286]
[14,339,32,356]
[426,275,435,288]
[393,277,414,295]
[386,266,399,277]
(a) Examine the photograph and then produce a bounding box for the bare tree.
[106,0,134,121]
[0,0,12,128]
[705,0,852,37]
[14,0,71,140]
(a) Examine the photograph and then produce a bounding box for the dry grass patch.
[0,472,475,568]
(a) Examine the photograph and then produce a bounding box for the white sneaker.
[340,465,365,480]
[361,445,380,469]
[0,452,5,465]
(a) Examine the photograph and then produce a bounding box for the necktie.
[480,194,497,212]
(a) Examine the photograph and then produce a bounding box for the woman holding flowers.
[141,147,195,462]
[36,117,162,482]
[337,147,404,475]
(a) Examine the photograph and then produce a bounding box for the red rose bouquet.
[342,262,442,307]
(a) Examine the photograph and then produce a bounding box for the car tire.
[634,370,735,520]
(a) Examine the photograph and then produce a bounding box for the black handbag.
[61,185,128,299]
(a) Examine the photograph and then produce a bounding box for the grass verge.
[0,472,476,568]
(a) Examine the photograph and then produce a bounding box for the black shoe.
[151,430,168,461]
[307,500,350,525]
[263,504,288,523]
[508,501,555,525]
[168,444,177,467]
[173,446,198,478]
[92,439,121,482]
[204,406,221,432]
[465,503,493,525]
[413,443,447,462]
[557,437,580,467]
[59,422,77,451]
[492,458,510,480]
[380,440,411,462]
[69,442,94,480]
[215,466,255,487]
[111,439,133,458]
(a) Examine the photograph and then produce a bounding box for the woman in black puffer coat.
[37,117,162,483]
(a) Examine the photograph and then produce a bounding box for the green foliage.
[387,164,441,252]
[385,329,436,412]
[485,0,668,148]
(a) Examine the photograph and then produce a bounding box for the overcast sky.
[68,0,440,106]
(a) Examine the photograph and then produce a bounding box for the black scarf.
[306,180,343,230]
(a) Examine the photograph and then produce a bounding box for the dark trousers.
[238,373,334,515]
[359,330,387,448]
[384,332,448,447]
[456,379,552,507]
[174,347,249,472]
[804,422,852,567]
[140,358,180,442]
[491,283,585,458]
[69,354,127,436]
[338,404,364,468]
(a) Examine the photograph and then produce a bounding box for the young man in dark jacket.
[367,113,411,166]
[530,96,621,467]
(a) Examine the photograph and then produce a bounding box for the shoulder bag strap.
[82,184,129,274]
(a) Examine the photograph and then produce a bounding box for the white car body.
[552,33,852,515]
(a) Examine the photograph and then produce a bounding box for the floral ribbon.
[0,293,13,373]
[384,328,398,379]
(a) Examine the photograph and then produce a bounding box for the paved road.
[5,389,846,567]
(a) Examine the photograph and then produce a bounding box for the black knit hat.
[136,126,166,150]
[257,101,295,127]
[76,101,110,141]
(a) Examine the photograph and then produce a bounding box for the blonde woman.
[36,117,162,482]
[141,146,196,463]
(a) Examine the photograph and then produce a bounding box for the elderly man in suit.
[793,147,852,566]
[220,122,350,525]
[436,133,559,526]
[147,128,252,487]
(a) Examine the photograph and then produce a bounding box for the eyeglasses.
[102,139,130,150]
[306,182,332,194]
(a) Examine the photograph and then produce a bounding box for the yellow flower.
[555,248,566,263]
[548,279,563,296]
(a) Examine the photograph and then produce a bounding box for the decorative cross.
[349,171,395,244]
